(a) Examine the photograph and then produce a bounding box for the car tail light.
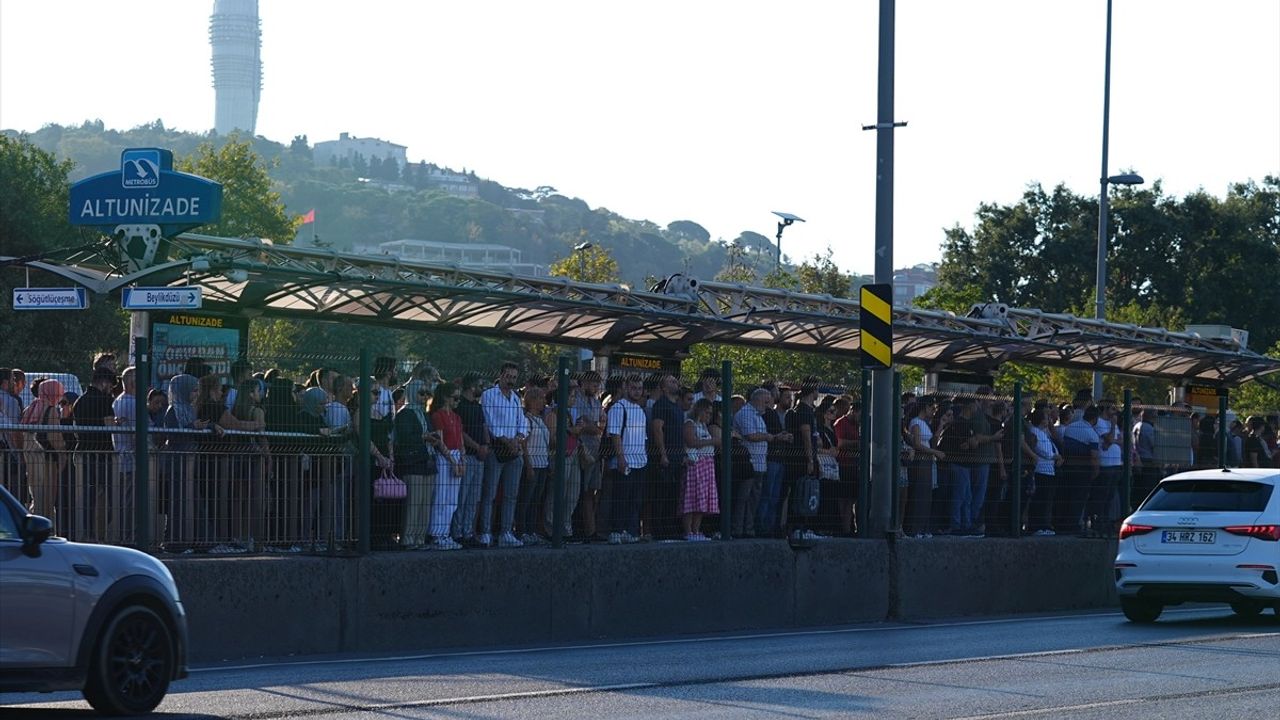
[1223,525,1280,541]
[1119,523,1156,540]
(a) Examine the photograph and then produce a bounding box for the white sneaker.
[435,537,461,551]
[623,531,640,544]
[499,531,524,548]
[790,529,802,541]
[608,532,624,545]
[685,534,699,542]
[801,530,825,541]
[478,533,493,547]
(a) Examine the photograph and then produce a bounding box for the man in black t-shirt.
[784,381,820,540]
[73,368,117,541]
[647,374,685,540]
[937,397,979,535]
[758,382,792,537]
[451,371,490,544]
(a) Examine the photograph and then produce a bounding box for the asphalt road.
[4,606,1278,719]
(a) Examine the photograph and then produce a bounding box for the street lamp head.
[772,211,806,226]
[573,242,593,252]
[1107,173,1144,186]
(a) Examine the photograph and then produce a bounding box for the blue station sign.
[68,148,222,234]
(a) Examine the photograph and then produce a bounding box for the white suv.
[1115,468,1280,623]
[0,483,188,714]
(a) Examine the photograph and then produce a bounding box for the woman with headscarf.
[393,379,445,548]
[21,378,66,526]
[161,374,202,549]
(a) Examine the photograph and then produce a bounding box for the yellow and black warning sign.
[859,283,893,369]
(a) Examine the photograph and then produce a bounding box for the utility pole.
[865,0,905,536]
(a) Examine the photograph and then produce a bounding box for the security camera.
[223,269,249,283]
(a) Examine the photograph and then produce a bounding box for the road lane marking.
[191,606,1234,673]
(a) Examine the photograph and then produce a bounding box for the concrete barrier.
[890,536,1118,619]
[166,537,1112,663]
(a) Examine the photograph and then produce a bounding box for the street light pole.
[1093,0,1143,400]
[1093,0,1116,402]
[573,241,593,280]
[771,212,805,273]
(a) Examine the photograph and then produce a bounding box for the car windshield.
[1141,480,1274,512]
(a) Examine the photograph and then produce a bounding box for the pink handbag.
[373,466,407,500]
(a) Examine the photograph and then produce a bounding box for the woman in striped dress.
[681,398,720,541]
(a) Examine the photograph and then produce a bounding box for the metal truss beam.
[4,232,1277,385]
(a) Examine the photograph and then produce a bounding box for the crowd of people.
[1,353,1277,551]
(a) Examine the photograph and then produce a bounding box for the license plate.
[1161,530,1216,544]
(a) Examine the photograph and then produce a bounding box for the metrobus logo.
[122,149,161,188]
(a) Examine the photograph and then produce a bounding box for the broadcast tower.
[209,0,261,135]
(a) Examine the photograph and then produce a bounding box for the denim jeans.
[450,454,485,539]
[480,451,523,535]
[755,460,785,535]
[969,463,990,527]
[949,463,974,531]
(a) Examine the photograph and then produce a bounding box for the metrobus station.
[4,154,1279,662]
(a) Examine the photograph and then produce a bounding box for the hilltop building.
[892,264,938,306]
[210,0,262,135]
[853,263,938,307]
[362,239,547,277]
[314,132,408,169]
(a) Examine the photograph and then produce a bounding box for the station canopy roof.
[11,233,1279,386]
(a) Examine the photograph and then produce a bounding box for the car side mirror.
[21,514,53,557]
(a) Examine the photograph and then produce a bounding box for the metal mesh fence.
[1,351,1274,552]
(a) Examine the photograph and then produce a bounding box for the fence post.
[720,360,733,540]
[1218,393,1229,470]
[857,373,871,537]
[890,371,902,534]
[1011,382,1023,538]
[357,349,372,553]
[134,336,152,550]
[1121,388,1133,514]
[552,355,571,548]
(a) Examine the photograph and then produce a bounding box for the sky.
[2,0,1277,275]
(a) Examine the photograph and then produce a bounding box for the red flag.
[299,209,315,224]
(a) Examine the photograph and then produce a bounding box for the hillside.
[7,121,783,285]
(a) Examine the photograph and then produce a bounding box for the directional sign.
[122,286,202,311]
[859,283,893,370]
[13,287,89,311]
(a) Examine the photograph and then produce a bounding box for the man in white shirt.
[732,388,774,537]
[690,368,721,409]
[480,362,529,547]
[1092,399,1123,536]
[607,375,648,544]
[371,356,397,421]
[111,367,138,542]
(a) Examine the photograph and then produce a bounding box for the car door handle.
[73,564,99,577]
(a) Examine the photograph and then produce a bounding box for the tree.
[176,136,299,242]
[0,136,128,370]
[548,235,621,283]
[288,134,312,161]
[930,178,1280,356]
[666,220,710,243]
